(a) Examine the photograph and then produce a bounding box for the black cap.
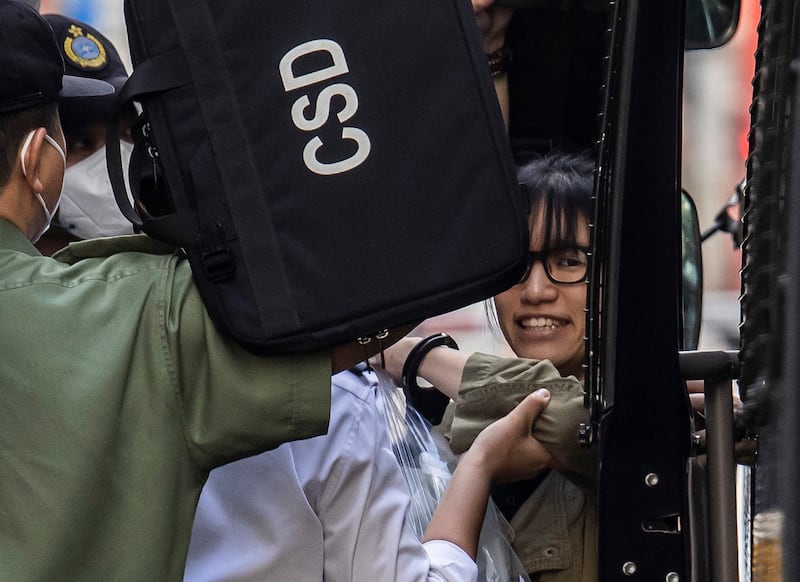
[44,13,130,130]
[0,0,113,114]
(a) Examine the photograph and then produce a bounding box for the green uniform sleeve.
[449,353,597,485]
[165,261,332,470]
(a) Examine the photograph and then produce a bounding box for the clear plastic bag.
[374,368,531,582]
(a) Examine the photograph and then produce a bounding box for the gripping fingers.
[472,0,496,12]
[515,389,552,430]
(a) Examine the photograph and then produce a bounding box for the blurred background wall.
[683,0,759,350]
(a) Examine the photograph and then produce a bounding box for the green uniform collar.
[0,218,40,256]
[0,219,179,262]
[52,233,179,264]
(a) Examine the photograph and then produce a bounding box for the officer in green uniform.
[34,13,140,255]
[0,2,369,578]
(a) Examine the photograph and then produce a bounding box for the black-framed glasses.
[520,246,590,285]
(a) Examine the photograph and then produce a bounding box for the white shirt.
[184,368,477,582]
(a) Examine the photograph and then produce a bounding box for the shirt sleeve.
[164,261,332,470]
[302,373,478,582]
[423,540,479,582]
[450,353,597,485]
[186,371,478,581]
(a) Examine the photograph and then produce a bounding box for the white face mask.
[58,143,135,240]
[20,130,66,241]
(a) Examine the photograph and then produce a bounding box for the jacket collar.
[0,218,40,256]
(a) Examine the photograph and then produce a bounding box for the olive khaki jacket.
[0,223,332,580]
[440,353,598,582]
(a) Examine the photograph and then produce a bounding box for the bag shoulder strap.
[106,50,197,248]
[161,0,295,324]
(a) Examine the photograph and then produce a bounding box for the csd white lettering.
[279,39,371,176]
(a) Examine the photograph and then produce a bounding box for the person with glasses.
[492,152,594,381]
[183,3,560,581]
[0,2,477,578]
[378,150,599,582]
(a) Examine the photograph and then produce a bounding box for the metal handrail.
[679,350,740,582]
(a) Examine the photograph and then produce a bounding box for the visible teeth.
[522,317,561,329]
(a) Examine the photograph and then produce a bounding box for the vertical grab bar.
[679,350,740,582]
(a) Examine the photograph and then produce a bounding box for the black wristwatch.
[401,333,459,425]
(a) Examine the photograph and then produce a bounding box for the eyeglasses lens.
[521,247,588,284]
[547,248,588,283]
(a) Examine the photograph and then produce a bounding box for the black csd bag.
[108,0,529,353]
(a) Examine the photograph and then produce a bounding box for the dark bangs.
[516,150,595,247]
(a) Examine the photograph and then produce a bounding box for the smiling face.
[494,208,590,380]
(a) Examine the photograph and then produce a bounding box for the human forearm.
[494,73,509,126]
[422,390,552,559]
[474,0,513,127]
[378,335,467,400]
[421,454,491,558]
[332,324,416,373]
[451,353,597,484]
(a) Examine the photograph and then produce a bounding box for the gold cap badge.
[63,24,107,70]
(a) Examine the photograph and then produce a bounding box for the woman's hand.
[687,380,757,466]
[422,389,553,557]
[466,389,554,482]
[472,0,513,125]
[472,0,515,53]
